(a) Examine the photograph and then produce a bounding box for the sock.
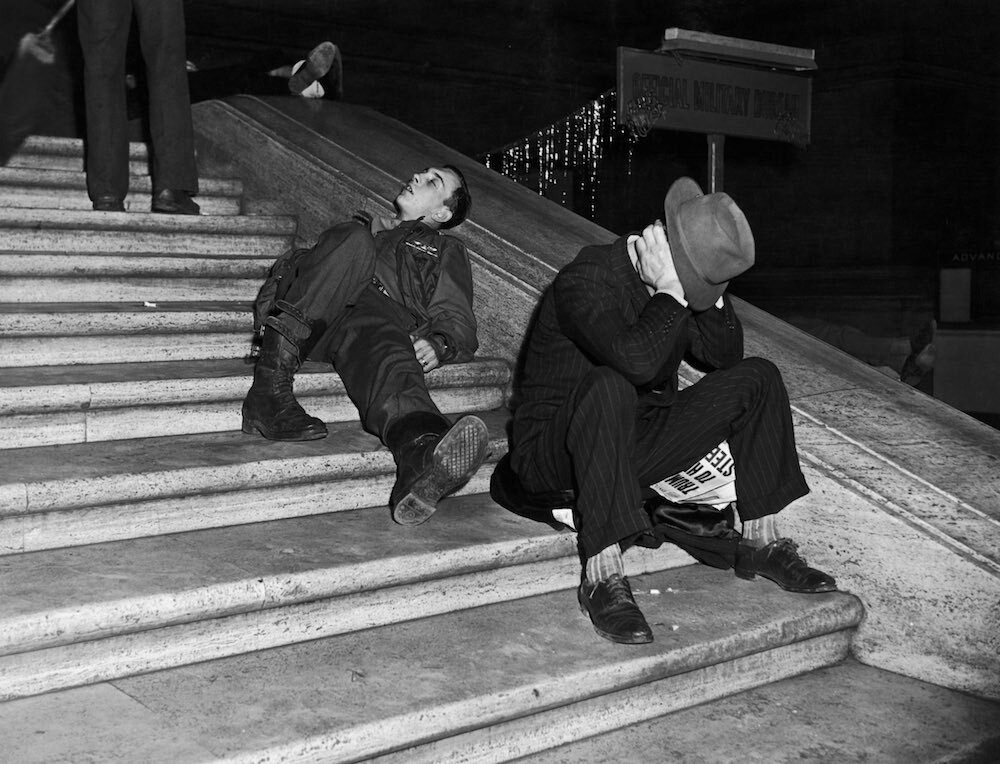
[741,514,779,548]
[585,543,625,583]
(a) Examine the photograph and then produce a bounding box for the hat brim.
[664,177,727,312]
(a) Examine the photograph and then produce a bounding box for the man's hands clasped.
[633,221,686,306]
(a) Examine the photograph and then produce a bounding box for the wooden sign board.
[617,45,813,145]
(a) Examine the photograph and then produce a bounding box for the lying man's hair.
[440,164,471,229]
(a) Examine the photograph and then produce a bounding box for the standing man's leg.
[77,0,132,210]
[133,0,199,214]
[331,287,488,526]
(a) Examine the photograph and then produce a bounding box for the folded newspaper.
[549,441,736,530]
[649,441,736,509]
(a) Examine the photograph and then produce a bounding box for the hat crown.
[663,176,755,311]
[675,193,755,285]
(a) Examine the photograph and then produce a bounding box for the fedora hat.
[664,177,755,311]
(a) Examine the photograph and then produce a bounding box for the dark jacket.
[512,234,743,449]
[372,220,478,364]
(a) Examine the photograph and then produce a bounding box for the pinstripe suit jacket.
[511,235,744,450]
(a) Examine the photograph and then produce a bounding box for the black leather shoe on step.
[152,188,200,215]
[578,574,653,645]
[93,195,125,212]
[389,414,489,526]
[735,538,837,593]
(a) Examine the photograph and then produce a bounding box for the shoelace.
[602,575,636,607]
[771,538,812,568]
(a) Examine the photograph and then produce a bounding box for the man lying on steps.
[243,164,488,527]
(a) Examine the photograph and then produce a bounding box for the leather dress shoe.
[288,41,338,95]
[735,538,837,593]
[578,574,653,645]
[92,195,125,212]
[152,189,200,215]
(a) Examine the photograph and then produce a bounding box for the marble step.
[0,495,698,701]
[7,136,148,175]
[0,275,264,303]
[0,358,510,448]
[0,564,863,760]
[519,658,1000,764]
[0,303,252,367]
[0,208,296,256]
[0,167,243,215]
[0,253,272,278]
[0,409,511,552]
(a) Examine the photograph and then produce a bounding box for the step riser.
[0,387,504,448]
[0,550,677,702]
[0,166,242,195]
[0,190,242,216]
[0,466,495,555]
[0,312,249,337]
[376,632,853,764]
[0,278,263,303]
[0,254,270,277]
[0,232,291,256]
[0,333,251,367]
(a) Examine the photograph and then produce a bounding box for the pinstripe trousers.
[511,357,809,559]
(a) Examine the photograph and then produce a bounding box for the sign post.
[618,28,816,192]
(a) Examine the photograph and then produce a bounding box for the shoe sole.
[391,415,489,526]
[576,588,654,645]
[289,42,337,94]
[735,568,837,594]
[241,418,328,441]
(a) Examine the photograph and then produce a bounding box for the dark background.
[14,0,1000,334]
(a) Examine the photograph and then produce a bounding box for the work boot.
[241,304,327,441]
[386,412,489,525]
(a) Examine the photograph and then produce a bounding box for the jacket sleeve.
[553,259,691,387]
[686,294,744,370]
[417,236,479,364]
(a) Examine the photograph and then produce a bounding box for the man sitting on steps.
[491,177,836,645]
[243,164,488,527]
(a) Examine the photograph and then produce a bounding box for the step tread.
[0,493,572,653]
[521,657,1000,764]
[0,301,250,314]
[0,207,296,234]
[17,136,147,158]
[0,356,509,391]
[0,565,862,762]
[0,167,243,195]
[0,408,510,497]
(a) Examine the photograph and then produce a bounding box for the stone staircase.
[0,135,870,761]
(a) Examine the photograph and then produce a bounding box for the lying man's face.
[395,167,460,227]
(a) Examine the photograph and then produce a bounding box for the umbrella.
[0,0,75,165]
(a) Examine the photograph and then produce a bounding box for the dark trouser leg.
[242,222,376,441]
[511,358,808,560]
[280,223,377,339]
[328,284,440,442]
[77,0,132,202]
[329,287,487,524]
[132,0,197,194]
[512,367,650,560]
[634,357,809,523]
